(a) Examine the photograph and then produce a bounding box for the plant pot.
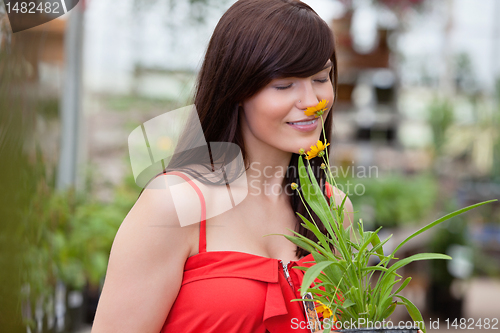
[337,327,419,333]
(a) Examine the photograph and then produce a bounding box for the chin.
[274,129,324,156]
[285,140,320,156]
[299,136,323,150]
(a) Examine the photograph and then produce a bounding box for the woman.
[91,0,353,332]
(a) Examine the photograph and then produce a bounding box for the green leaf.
[283,229,330,256]
[357,230,379,257]
[397,295,426,333]
[297,212,327,246]
[361,266,389,273]
[297,157,335,228]
[298,157,342,250]
[369,230,385,257]
[386,253,451,277]
[392,199,497,256]
[310,252,344,284]
[393,277,412,296]
[369,234,392,260]
[301,287,337,299]
[342,298,355,308]
[375,273,398,315]
[380,302,397,320]
[282,234,316,254]
[301,261,335,296]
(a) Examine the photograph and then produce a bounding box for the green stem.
[296,181,320,231]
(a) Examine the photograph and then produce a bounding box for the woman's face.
[241,60,334,157]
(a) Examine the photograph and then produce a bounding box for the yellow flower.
[315,301,335,320]
[291,182,298,190]
[304,99,328,117]
[305,140,330,160]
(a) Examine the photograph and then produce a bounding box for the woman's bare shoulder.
[92,175,197,332]
[114,173,197,262]
[131,173,194,228]
[154,170,210,227]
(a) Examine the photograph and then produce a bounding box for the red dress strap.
[164,171,207,253]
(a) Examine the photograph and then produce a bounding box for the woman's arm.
[328,185,354,228]
[91,175,196,333]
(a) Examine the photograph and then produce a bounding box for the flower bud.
[325,182,333,199]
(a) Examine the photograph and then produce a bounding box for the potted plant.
[282,100,496,333]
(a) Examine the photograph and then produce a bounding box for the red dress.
[159,172,316,333]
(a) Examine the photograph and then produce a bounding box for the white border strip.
[60,0,68,14]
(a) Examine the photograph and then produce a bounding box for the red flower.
[325,181,334,200]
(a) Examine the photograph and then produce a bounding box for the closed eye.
[275,83,293,90]
[315,78,329,83]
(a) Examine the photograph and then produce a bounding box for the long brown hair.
[148,0,338,258]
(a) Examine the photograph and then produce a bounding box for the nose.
[296,80,319,110]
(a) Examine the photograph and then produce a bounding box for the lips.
[286,118,318,132]
[287,117,316,125]
[287,119,316,125]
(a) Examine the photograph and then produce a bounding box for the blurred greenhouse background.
[1,0,499,332]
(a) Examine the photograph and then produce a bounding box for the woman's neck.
[243,135,292,203]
